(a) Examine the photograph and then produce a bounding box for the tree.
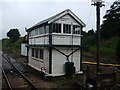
[7,28,21,43]
[82,29,96,47]
[101,0,120,39]
[88,29,95,35]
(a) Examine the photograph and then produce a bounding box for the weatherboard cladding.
[27,9,86,31]
[27,9,85,76]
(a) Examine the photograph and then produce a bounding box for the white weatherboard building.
[26,9,86,76]
[21,43,27,56]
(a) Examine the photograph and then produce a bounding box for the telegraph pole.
[91,0,104,75]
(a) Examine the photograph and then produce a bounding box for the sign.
[60,17,69,22]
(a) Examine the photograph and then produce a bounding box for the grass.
[88,37,120,59]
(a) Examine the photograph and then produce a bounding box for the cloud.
[1,1,114,39]
[1,0,115,3]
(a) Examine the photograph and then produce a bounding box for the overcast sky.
[0,0,115,39]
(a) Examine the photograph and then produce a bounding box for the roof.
[27,9,86,32]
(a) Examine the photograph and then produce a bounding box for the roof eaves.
[68,10,86,27]
[48,9,70,24]
[48,9,86,27]
[27,9,86,32]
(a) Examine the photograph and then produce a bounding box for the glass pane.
[32,48,34,57]
[40,49,44,59]
[46,25,49,33]
[53,23,61,33]
[35,49,38,58]
[44,26,46,34]
[73,25,80,34]
[63,24,71,34]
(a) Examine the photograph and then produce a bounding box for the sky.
[0,0,115,39]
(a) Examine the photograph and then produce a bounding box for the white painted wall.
[28,47,81,76]
[52,34,81,45]
[29,34,49,45]
[54,14,80,25]
[28,48,49,73]
[21,43,27,56]
[52,47,81,76]
[29,34,81,45]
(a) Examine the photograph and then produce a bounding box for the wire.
[86,6,93,31]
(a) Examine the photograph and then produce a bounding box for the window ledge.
[52,33,83,37]
[29,33,49,38]
[29,33,83,38]
[31,57,44,63]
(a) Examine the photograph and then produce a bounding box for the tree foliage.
[101,0,120,39]
[116,38,120,61]
[7,28,21,43]
[82,29,96,47]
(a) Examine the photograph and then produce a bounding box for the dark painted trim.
[29,44,84,48]
[49,24,52,74]
[26,31,29,64]
[53,47,80,62]
[80,26,83,71]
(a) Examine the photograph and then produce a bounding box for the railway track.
[2,68,12,90]
[2,54,37,89]
[2,53,57,89]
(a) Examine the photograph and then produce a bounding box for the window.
[52,23,61,33]
[31,30,35,36]
[35,28,39,35]
[63,24,71,34]
[73,25,81,34]
[35,49,39,58]
[32,48,34,57]
[31,48,44,60]
[39,27,44,34]
[44,25,49,34]
[39,49,44,59]
[29,32,31,37]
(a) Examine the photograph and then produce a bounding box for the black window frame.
[52,23,61,33]
[35,48,39,58]
[63,24,71,34]
[32,48,34,57]
[40,49,44,60]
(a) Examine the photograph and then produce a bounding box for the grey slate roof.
[27,9,86,32]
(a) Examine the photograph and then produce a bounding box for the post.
[49,24,52,74]
[91,0,104,89]
[80,26,83,71]
[96,2,101,74]
[92,0,104,76]
[25,27,29,64]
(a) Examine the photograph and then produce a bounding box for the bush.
[2,37,23,52]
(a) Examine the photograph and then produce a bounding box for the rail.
[2,54,37,89]
[82,61,120,67]
[1,68,12,90]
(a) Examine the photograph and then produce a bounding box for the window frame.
[63,24,71,34]
[52,23,61,33]
[39,49,44,60]
[32,48,34,57]
[73,25,81,35]
[31,48,44,60]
